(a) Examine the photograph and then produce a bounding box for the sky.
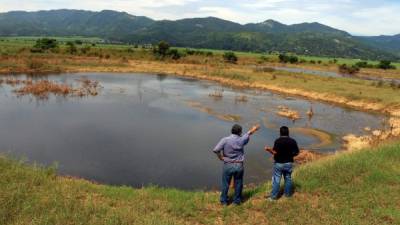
[0,0,399,36]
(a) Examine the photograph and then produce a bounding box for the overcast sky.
[0,0,399,36]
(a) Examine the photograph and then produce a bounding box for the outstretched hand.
[249,124,260,135]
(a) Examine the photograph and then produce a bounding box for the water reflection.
[0,73,387,190]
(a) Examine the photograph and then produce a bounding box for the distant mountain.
[0,9,154,40]
[0,9,398,60]
[130,17,396,60]
[245,20,349,36]
[357,34,400,57]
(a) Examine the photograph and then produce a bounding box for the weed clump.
[11,78,101,99]
[223,52,238,64]
[338,64,360,75]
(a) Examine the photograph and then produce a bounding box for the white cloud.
[196,6,250,22]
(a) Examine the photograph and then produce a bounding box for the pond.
[0,73,387,190]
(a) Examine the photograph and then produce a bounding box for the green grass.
[1,142,399,224]
[0,36,103,43]
[2,36,400,67]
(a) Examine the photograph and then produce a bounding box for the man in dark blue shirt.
[213,124,260,205]
[265,126,299,200]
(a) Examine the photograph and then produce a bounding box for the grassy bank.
[1,142,399,225]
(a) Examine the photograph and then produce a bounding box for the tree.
[31,38,58,53]
[377,60,396,70]
[278,54,298,64]
[153,41,170,58]
[223,52,238,63]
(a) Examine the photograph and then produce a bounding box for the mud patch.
[186,100,242,122]
[277,105,301,121]
[291,127,333,149]
[295,150,325,164]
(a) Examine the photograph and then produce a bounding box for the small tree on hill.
[223,52,238,64]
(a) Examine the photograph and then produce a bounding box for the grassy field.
[2,36,400,67]
[1,142,399,225]
[175,47,400,68]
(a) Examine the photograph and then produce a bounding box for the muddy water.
[0,73,387,189]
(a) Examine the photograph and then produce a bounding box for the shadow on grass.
[241,185,264,203]
[272,181,301,200]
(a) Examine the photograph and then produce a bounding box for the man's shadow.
[226,181,300,204]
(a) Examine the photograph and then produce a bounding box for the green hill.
[0,9,154,40]
[357,34,400,57]
[0,9,398,60]
[1,142,399,224]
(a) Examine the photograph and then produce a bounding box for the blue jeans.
[271,162,293,199]
[220,163,244,204]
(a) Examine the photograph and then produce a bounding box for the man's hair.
[280,126,289,136]
[231,124,242,135]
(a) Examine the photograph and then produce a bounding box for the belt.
[225,161,244,164]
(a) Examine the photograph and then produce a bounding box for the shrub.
[355,61,374,68]
[184,49,213,57]
[377,60,396,70]
[223,52,238,64]
[31,38,58,53]
[338,64,360,75]
[167,49,181,60]
[153,41,170,58]
[278,54,298,64]
[260,55,270,62]
[206,51,213,57]
[80,45,91,54]
[66,41,77,54]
